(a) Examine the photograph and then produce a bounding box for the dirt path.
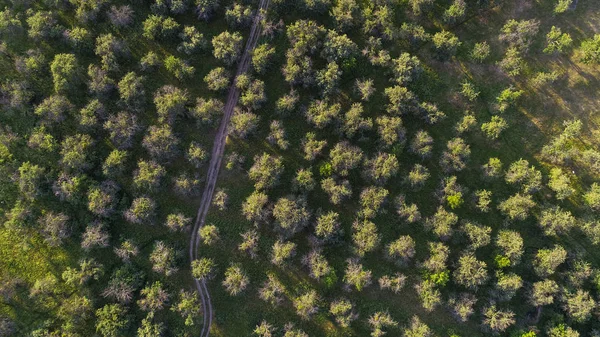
[188,0,270,336]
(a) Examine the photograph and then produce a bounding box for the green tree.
[212,31,243,65]
[51,54,79,93]
[95,304,128,337]
[579,34,600,64]
[544,26,573,54]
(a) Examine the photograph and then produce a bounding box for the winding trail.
[188,0,270,336]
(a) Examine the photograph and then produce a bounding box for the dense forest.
[1,0,600,336]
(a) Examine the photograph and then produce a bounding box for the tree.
[462,222,491,250]
[172,291,200,326]
[114,239,139,263]
[355,79,375,101]
[443,0,466,24]
[118,72,145,108]
[223,264,249,295]
[271,240,296,266]
[204,67,230,91]
[108,5,134,28]
[499,47,525,76]
[88,64,115,96]
[95,304,128,337]
[305,100,341,129]
[212,31,243,65]
[498,193,536,220]
[390,53,422,85]
[329,299,356,328]
[252,44,276,73]
[294,290,319,319]
[95,34,124,71]
[548,324,580,337]
[81,222,110,250]
[154,85,189,124]
[142,125,180,162]
[539,206,576,237]
[482,157,503,179]
[359,186,388,219]
[88,181,118,217]
[531,279,559,306]
[242,191,270,223]
[407,164,429,189]
[440,138,470,172]
[178,25,206,54]
[403,316,432,337]
[495,272,522,301]
[314,211,341,241]
[415,280,441,312]
[230,110,259,138]
[454,253,488,289]
[329,142,363,176]
[137,315,165,337]
[384,86,416,115]
[195,0,220,20]
[432,31,461,60]
[134,160,166,191]
[272,197,311,238]
[481,116,508,140]
[191,257,215,280]
[38,211,70,247]
[18,161,45,200]
[544,26,572,54]
[376,116,405,148]
[563,290,595,323]
[225,3,252,28]
[150,241,178,276]
[316,62,341,96]
[51,54,79,93]
[426,206,458,241]
[387,235,415,265]
[584,183,600,211]
[164,55,195,80]
[254,320,274,337]
[548,168,575,200]
[331,0,359,31]
[344,260,372,291]
[533,245,567,277]
[138,281,169,313]
[259,274,286,306]
[471,41,491,62]
[378,273,406,294]
[302,132,327,161]
[410,130,433,159]
[496,86,524,112]
[303,251,331,280]
[448,293,477,322]
[192,97,223,125]
[104,112,139,149]
[249,153,284,190]
[364,153,398,184]
[496,230,524,265]
[165,213,191,232]
[483,305,515,333]
[26,11,61,40]
[125,197,156,224]
[368,311,398,337]
[499,19,540,52]
[352,220,380,256]
[505,159,542,193]
[35,95,73,124]
[579,34,600,64]
[199,224,220,245]
[475,190,493,212]
[238,229,260,258]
